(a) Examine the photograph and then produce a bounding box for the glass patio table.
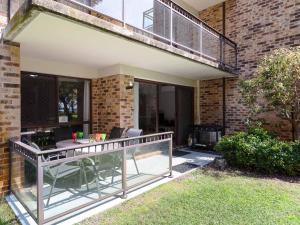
[55,139,120,154]
[56,139,90,148]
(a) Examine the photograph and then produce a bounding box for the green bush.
[215,128,300,176]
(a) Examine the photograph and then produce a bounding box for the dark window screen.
[176,86,194,146]
[139,82,158,134]
[21,74,57,128]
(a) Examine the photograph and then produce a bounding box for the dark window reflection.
[139,82,157,134]
[58,79,84,123]
[21,74,57,128]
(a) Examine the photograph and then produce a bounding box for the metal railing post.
[235,43,238,71]
[170,2,173,45]
[219,35,225,69]
[122,0,125,27]
[169,133,173,178]
[121,141,127,199]
[8,140,13,195]
[200,23,203,55]
[37,155,44,225]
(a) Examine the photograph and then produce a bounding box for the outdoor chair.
[110,128,143,183]
[84,154,121,188]
[82,127,125,190]
[86,128,143,188]
[24,140,90,207]
[54,127,73,142]
[108,127,125,140]
[44,158,89,207]
[125,128,143,175]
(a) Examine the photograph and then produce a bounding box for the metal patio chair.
[125,128,143,175]
[109,127,125,140]
[44,159,89,207]
[24,140,90,207]
[85,127,125,184]
[110,128,143,183]
[85,128,143,187]
[84,154,121,187]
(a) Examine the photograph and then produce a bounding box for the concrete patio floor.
[7,149,219,225]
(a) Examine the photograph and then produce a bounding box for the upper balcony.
[5,0,238,80]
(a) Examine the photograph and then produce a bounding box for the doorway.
[134,79,194,146]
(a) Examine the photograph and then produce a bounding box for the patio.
[7,146,218,225]
[8,132,178,224]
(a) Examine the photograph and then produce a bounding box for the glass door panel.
[136,80,194,146]
[176,86,194,146]
[139,82,158,134]
[158,85,175,134]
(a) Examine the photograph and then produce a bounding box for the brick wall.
[0,42,21,195]
[92,75,134,136]
[199,79,223,126]
[199,0,300,139]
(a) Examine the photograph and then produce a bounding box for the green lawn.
[0,199,18,225]
[79,169,300,225]
[0,169,299,225]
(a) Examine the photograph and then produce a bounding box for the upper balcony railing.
[9,0,238,72]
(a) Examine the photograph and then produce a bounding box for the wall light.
[126,81,134,89]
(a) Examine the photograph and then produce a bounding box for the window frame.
[21,71,91,131]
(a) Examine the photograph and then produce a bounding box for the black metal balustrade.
[9,0,238,73]
[9,132,173,225]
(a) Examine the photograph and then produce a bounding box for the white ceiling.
[181,0,225,11]
[13,12,230,80]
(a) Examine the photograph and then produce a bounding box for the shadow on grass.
[201,162,300,183]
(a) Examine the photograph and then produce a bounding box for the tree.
[239,47,300,141]
[59,82,81,121]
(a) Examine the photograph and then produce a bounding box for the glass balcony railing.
[10,132,173,224]
[9,0,237,72]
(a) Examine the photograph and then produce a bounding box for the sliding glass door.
[159,85,175,133]
[138,82,158,134]
[134,80,193,146]
[176,86,194,146]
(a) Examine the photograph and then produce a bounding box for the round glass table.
[56,139,103,153]
[56,139,90,148]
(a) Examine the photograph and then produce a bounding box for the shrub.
[215,128,300,176]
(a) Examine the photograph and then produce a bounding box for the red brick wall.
[91,75,134,136]
[199,0,300,139]
[199,79,223,126]
[0,42,21,195]
[199,2,224,34]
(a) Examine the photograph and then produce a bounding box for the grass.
[1,169,298,225]
[79,169,300,225]
[0,199,18,225]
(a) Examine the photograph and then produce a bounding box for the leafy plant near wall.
[239,47,300,141]
[215,127,300,176]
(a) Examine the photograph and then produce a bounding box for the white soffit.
[181,0,225,11]
[13,12,231,80]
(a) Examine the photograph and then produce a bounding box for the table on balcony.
[56,139,116,154]
[56,139,90,149]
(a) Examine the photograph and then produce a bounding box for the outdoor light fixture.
[126,81,134,89]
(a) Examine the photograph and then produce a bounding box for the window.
[58,78,84,124]
[21,74,57,128]
[21,72,90,132]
